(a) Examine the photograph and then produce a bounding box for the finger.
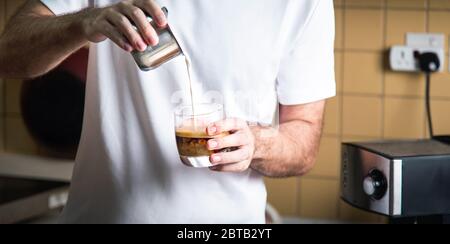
[107,12,147,51]
[120,5,159,46]
[210,146,251,165]
[207,118,248,136]
[207,131,250,151]
[210,161,250,173]
[137,0,167,27]
[100,21,133,52]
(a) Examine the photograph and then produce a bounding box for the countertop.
[0,153,74,182]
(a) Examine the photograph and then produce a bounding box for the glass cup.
[174,103,234,168]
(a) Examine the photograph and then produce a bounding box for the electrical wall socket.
[390,46,445,72]
[407,33,445,49]
[390,46,416,72]
[390,33,446,72]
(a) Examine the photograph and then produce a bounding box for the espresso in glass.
[175,103,232,168]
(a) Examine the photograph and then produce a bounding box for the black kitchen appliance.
[0,176,69,224]
[341,139,450,224]
[0,152,74,224]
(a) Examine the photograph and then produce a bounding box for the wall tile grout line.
[344,5,450,12]
[303,175,340,181]
[334,0,347,221]
[427,9,450,12]
[338,48,386,53]
[296,176,301,217]
[1,0,5,151]
[323,133,341,138]
[2,1,5,152]
[342,92,450,100]
[339,49,449,55]
[381,0,388,140]
[425,0,430,139]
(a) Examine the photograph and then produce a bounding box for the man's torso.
[59,0,319,224]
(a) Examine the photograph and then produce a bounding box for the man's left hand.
[206,118,255,173]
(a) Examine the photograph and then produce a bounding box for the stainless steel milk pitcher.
[131,7,183,71]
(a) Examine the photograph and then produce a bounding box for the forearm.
[0,8,90,78]
[251,120,323,178]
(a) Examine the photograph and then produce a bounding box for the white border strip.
[393,160,403,216]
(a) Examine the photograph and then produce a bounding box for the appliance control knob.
[363,170,387,200]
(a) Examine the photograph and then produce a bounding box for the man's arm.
[206,100,325,178]
[0,1,87,78]
[0,0,166,79]
[251,101,325,177]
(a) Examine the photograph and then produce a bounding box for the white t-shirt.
[41,0,336,224]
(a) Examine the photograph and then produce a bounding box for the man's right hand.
[81,0,167,52]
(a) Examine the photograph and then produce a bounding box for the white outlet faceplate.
[390,46,416,72]
[406,33,445,49]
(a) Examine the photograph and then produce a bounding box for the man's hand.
[206,119,256,173]
[205,101,325,177]
[0,0,167,79]
[81,0,167,52]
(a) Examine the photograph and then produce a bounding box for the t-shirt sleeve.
[276,0,336,105]
[40,0,92,16]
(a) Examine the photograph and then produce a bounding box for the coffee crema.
[175,130,232,157]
